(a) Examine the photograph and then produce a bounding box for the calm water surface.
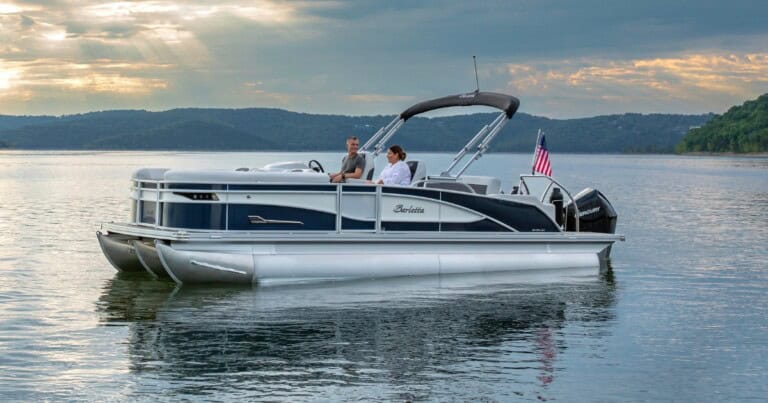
[0,151,766,401]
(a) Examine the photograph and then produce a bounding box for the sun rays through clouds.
[0,1,767,116]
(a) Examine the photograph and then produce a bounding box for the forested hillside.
[0,115,57,131]
[677,93,768,153]
[0,108,712,153]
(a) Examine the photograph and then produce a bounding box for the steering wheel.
[308,159,325,173]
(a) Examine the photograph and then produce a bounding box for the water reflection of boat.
[97,91,623,285]
[96,272,178,322]
[97,269,616,398]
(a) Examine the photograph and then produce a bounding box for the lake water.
[0,151,766,401]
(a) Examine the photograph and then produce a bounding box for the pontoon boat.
[97,91,624,285]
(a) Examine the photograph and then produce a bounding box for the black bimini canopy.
[399,91,520,121]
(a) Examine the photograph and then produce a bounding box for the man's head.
[346,136,359,155]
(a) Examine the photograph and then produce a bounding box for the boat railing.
[129,178,535,233]
[518,175,580,232]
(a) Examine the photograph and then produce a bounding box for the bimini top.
[399,91,520,121]
[362,90,521,178]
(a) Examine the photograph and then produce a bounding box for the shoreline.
[680,151,768,157]
[1,148,767,157]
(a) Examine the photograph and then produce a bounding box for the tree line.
[677,93,768,153]
[0,108,712,153]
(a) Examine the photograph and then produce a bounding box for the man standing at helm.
[329,136,364,183]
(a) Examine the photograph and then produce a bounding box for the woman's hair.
[389,144,406,161]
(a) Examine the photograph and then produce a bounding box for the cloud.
[0,3,23,14]
[78,1,298,26]
[500,53,768,117]
[19,14,34,27]
[241,81,310,105]
[344,94,416,103]
[0,66,19,89]
[0,58,170,93]
[1,1,768,116]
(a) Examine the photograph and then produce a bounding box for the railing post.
[224,183,229,231]
[155,181,160,228]
[519,174,580,232]
[375,185,382,233]
[335,183,342,233]
[134,181,141,224]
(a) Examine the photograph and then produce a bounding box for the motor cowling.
[565,188,618,234]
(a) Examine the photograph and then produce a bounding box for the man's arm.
[328,157,345,182]
[345,167,363,180]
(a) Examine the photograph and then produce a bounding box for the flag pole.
[531,128,542,175]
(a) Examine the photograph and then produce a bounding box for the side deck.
[102,221,624,243]
[128,176,565,235]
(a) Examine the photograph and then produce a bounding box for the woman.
[375,145,411,185]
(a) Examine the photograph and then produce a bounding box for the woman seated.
[375,145,411,186]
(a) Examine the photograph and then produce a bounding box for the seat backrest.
[406,160,426,183]
[359,152,375,181]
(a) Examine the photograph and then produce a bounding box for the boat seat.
[359,151,375,181]
[407,160,426,183]
[133,168,169,181]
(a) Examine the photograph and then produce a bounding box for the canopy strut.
[360,91,520,174]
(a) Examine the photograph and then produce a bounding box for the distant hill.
[0,108,712,153]
[0,114,58,131]
[677,93,768,153]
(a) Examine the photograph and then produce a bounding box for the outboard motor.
[565,188,618,233]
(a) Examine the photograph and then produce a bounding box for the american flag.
[533,134,552,176]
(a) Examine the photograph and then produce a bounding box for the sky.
[1,0,767,118]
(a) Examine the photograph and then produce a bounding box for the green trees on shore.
[0,109,712,153]
[677,93,768,153]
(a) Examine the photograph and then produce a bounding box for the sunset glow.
[503,52,768,116]
[0,3,21,14]
[0,1,766,117]
[0,68,18,89]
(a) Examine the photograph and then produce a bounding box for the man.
[329,136,365,183]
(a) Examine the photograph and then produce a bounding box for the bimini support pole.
[372,119,405,157]
[441,112,505,176]
[361,116,401,152]
[454,113,510,178]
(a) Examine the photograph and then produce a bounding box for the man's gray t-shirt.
[341,153,365,174]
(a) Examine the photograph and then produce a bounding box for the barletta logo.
[393,204,425,214]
